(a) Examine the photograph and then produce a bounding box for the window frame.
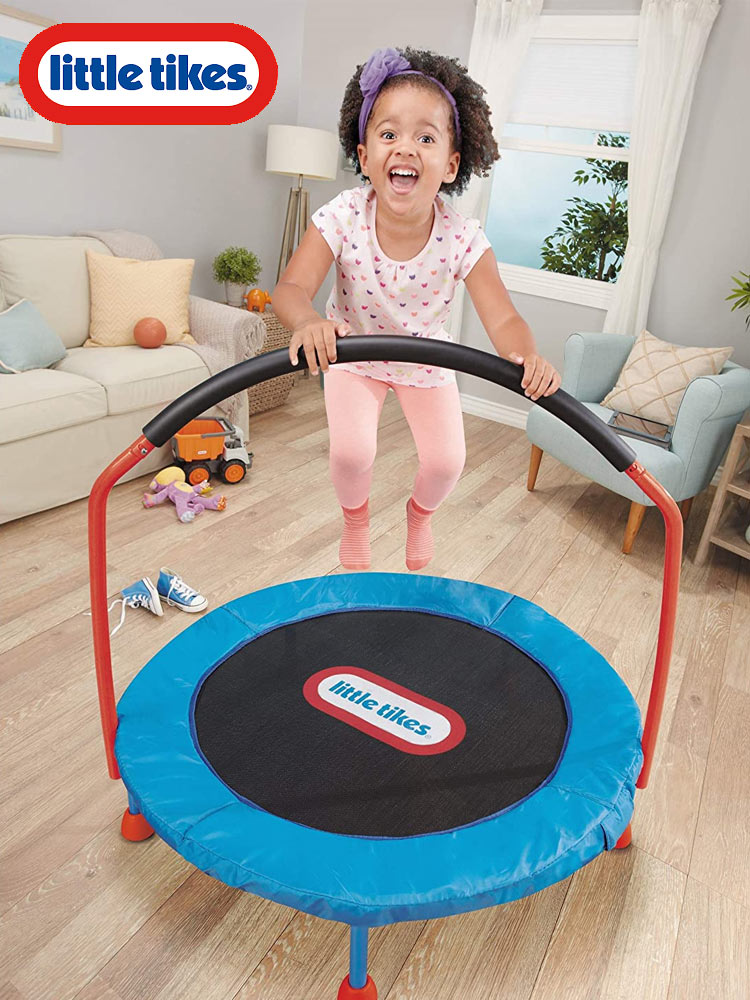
[489,13,640,309]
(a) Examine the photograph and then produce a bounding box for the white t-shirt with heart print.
[311,183,492,387]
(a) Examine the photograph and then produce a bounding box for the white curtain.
[603,0,721,336]
[448,0,544,342]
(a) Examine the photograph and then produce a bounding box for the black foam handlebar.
[143,336,637,472]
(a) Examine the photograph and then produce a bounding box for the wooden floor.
[1,377,748,1000]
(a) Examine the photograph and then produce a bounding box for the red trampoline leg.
[121,792,154,841]
[121,808,155,841]
[338,975,377,1000]
[615,823,632,849]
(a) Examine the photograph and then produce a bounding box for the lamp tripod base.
[276,175,310,284]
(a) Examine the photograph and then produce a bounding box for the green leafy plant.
[726,270,750,331]
[539,133,629,283]
[212,246,262,286]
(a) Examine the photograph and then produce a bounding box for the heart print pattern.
[311,184,492,387]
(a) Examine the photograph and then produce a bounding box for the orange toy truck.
[171,418,253,486]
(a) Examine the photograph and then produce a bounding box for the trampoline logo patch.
[303,667,466,755]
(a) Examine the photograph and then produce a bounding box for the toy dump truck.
[171,417,253,485]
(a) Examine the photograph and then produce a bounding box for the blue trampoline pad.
[115,573,642,927]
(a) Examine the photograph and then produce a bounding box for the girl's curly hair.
[338,47,500,198]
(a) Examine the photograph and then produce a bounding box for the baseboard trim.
[460,393,528,429]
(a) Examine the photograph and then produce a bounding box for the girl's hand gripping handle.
[289,319,352,376]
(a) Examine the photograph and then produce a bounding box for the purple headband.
[357,47,461,147]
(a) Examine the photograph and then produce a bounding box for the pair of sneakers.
[108,568,207,636]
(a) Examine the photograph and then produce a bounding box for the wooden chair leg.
[527,445,544,491]
[680,496,694,522]
[622,502,647,554]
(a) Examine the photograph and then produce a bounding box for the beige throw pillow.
[85,250,195,347]
[602,328,733,424]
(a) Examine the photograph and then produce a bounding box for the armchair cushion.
[601,328,733,423]
[562,332,634,402]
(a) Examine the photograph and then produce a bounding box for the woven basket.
[248,310,295,415]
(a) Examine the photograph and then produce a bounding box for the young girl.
[272,46,560,572]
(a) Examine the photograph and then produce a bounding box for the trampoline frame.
[87,336,683,997]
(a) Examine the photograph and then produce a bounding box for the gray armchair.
[525,332,750,553]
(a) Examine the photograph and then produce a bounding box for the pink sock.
[339,500,370,570]
[406,497,435,571]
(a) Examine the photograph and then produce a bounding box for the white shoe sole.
[165,596,208,613]
[143,578,164,616]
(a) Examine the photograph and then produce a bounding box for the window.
[485,15,639,309]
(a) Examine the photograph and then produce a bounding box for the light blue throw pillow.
[0,299,67,374]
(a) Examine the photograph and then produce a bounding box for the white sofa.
[0,233,263,524]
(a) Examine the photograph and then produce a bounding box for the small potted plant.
[726,269,750,331]
[212,246,262,307]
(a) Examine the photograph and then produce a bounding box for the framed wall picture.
[0,3,60,151]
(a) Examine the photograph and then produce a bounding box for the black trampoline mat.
[193,610,568,837]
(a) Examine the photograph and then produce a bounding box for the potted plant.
[726,270,750,542]
[726,269,750,331]
[212,246,262,307]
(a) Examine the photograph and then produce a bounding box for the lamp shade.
[265,124,339,181]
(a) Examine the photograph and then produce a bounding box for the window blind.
[508,40,638,134]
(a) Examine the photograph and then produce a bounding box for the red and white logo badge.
[303,666,466,756]
[19,23,277,124]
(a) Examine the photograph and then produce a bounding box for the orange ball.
[133,317,167,349]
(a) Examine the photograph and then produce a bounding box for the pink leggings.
[324,367,466,511]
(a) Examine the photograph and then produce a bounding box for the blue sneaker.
[106,577,162,636]
[157,568,208,613]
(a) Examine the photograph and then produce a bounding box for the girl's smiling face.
[357,82,460,216]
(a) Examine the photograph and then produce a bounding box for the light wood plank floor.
[1,378,748,1000]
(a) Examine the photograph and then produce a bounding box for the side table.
[696,410,750,563]
[248,309,297,415]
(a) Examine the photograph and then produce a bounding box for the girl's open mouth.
[389,168,419,193]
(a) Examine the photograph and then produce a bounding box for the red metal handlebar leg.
[88,435,154,778]
[624,462,683,789]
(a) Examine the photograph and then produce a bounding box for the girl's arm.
[464,248,561,400]
[272,225,351,375]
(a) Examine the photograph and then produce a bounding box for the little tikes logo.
[303,667,466,756]
[19,23,277,125]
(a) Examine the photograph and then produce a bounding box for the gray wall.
[300,0,750,413]
[0,0,305,298]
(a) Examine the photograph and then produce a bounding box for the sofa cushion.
[0,368,107,445]
[0,300,67,374]
[85,251,195,347]
[0,235,112,350]
[54,344,208,416]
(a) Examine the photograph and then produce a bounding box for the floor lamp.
[266,124,340,285]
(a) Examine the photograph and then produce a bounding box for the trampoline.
[88,337,682,999]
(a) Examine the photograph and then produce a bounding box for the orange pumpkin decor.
[244,288,272,313]
[133,317,167,349]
